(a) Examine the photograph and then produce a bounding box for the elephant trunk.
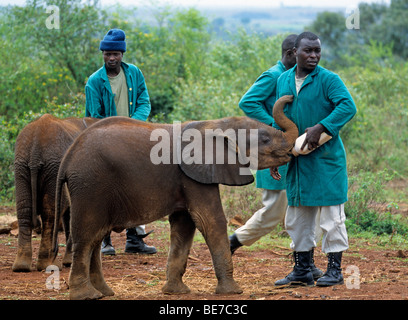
[272,95,298,146]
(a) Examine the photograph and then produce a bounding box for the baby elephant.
[13,114,98,272]
[53,96,297,300]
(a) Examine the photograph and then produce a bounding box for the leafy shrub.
[0,96,85,202]
[345,169,408,235]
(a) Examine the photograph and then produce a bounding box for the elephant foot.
[12,256,32,272]
[162,281,191,295]
[69,283,104,300]
[37,258,60,272]
[62,251,72,267]
[97,285,114,297]
[91,279,115,297]
[215,279,243,295]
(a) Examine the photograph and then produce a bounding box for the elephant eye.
[259,130,271,144]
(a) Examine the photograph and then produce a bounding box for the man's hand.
[270,167,281,181]
[301,123,327,151]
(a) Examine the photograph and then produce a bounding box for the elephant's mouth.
[283,153,292,163]
[270,152,292,168]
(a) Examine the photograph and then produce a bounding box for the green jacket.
[239,60,287,190]
[85,62,151,120]
[275,65,357,206]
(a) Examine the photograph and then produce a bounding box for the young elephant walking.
[13,114,98,272]
[53,96,297,300]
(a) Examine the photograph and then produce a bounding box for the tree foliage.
[308,0,408,68]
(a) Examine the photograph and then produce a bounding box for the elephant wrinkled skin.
[53,96,297,300]
[12,114,98,272]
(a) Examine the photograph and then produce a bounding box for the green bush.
[341,62,408,177]
[345,169,408,236]
[0,96,85,202]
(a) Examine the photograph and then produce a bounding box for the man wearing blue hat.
[85,29,156,255]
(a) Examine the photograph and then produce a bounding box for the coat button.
[130,102,133,105]
[129,88,132,91]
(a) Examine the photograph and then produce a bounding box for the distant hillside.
[102,4,347,39]
[200,6,346,38]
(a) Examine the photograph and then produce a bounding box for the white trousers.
[235,189,288,246]
[135,225,146,235]
[285,204,349,253]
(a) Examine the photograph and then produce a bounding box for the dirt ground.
[0,205,407,302]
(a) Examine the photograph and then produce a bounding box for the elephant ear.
[178,121,254,186]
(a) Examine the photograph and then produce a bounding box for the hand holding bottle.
[292,124,332,156]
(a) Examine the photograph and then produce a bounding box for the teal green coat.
[85,62,151,121]
[275,65,357,206]
[239,61,287,190]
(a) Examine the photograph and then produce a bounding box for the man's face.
[103,51,123,70]
[295,38,321,72]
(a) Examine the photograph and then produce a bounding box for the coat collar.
[287,64,322,96]
[277,60,286,72]
[100,61,130,92]
[101,61,130,82]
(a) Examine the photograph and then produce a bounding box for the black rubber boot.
[275,251,315,287]
[101,233,116,256]
[125,228,157,254]
[316,252,344,287]
[310,248,324,280]
[229,233,243,255]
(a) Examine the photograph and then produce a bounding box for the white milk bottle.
[292,132,332,156]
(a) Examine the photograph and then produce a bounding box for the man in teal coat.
[274,32,357,287]
[229,34,323,279]
[85,29,156,256]
[229,35,296,253]
[85,41,150,120]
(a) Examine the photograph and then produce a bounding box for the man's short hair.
[281,34,297,55]
[294,32,320,48]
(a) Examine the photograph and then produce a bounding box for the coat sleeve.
[85,79,105,118]
[130,69,151,121]
[239,72,277,125]
[319,74,357,137]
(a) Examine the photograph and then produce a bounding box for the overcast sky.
[0,0,391,8]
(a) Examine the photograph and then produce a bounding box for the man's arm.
[85,83,104,118]
[319,74,357,136]
[302,74,357,149]
[239,72,277,125]
[130,69,151,121]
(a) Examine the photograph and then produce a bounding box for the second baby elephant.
[53,95,297,300]
[12,114,98,272]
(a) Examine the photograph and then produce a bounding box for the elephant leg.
[62,207,72,267]
[62,236,73,267]
[12,177,33,272]
[162,211,196,294]
[89,241,114,297]
[198,219,242,294]
[189,189,242,294]
[36,199,56,271]
[69,241,103,300]
[12,205,33,272]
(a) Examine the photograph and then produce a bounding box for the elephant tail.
[52,169,66,259]
[30,167,40,230]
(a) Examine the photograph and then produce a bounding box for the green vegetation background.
[1,0,407,239]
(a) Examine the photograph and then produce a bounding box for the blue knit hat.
[100,29,126,52]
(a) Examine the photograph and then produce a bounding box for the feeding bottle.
[292,132,332,156]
